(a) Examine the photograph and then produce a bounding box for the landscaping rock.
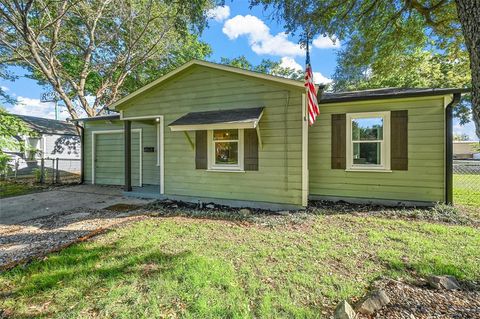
[356,289,390,315]
[206,204,215,209]
[239,208,251,215]
[276,210,290,216]
[334,300,356,319]
[428,275,461,290]
[356,278,480,318]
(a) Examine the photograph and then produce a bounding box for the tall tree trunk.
[455,0,480,139]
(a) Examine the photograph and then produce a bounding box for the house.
[4,115,81,175]
[453,141,480,159]
[75,60,468,209]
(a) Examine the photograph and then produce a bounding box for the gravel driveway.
[0,185,155,270]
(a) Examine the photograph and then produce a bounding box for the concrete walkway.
[0,185,154,225]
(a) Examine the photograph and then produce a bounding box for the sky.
[0,1,476,140]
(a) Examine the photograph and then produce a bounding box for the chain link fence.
[2,158,81,184]
[453,159,480,207]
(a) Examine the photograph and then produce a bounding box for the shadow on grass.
[7,241,192,297]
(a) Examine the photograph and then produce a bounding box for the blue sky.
[0,1,476,139]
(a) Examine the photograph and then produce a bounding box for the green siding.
[84,121,159,186]
[120,65,305,205]
[309,96,446,202]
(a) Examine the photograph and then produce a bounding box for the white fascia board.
[169,121,258,132]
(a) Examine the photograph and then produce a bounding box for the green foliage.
[1,215,478,317]
[1,0,216,118]
[0,181,45,198]
[0,108,36,171]
[454,133,470,141]
[220,56,304,80]
[250,0,475,129]
[454,174,480,207]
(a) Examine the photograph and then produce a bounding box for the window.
[208,129,244,171]
[25,137,41,160]
[346,112,390,171]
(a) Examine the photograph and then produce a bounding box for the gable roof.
[319,88,470,104]
[109,60,305,110]
[15,115,78,135]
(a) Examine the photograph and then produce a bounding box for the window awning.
[168,107,264,131]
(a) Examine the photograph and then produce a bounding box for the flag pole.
[304,32,310,123]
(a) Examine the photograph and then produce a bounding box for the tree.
[0,107,36,172]
[332,47,472,124]
[0,0,214,119]
[453,133,470,141]
[220,56,304,81]
[250,0,479,138]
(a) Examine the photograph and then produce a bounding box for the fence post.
[55,158,60,184]
[40,158,44,184]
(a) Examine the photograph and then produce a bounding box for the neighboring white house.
[453,141,480,159]
[3,115,81,175]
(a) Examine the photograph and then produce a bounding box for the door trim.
[92,129,142,186]
[120,112,164,195]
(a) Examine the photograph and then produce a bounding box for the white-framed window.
[346,111,391,171]
[207,129,244,171]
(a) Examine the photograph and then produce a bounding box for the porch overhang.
[168,107,264,132]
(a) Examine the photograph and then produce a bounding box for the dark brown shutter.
[244,128,259,171]
[195,130,207,169]
[391,110,408,170]
[331,114,346,169]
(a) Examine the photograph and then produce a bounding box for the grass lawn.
[0,180,46,198]
[454,173,480,207]
[1,214,479,318]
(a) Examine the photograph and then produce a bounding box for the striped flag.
[305,47,319,126]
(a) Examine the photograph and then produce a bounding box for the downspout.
[75,123,85,184]
[445,93,461,204]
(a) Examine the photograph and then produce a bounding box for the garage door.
[93,131,141,186]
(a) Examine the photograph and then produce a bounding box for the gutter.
[445,93,462,204]
[73,122,85,184]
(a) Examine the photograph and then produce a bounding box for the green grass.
[0,180,45,198]
[1,215,479,318]
[454,174,480,207]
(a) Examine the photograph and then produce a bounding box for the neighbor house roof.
[169,107,264,131]
[15,115,78,135]
[109,60,306,110]
[319,88,470,104]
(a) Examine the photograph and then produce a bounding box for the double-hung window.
[208,129,244,171]
[346,111,390,171]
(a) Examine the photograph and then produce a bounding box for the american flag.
[305,49,319,126]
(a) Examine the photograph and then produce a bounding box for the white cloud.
[222,15,304,57]
[313,72,333,84]
[1,85,9,92]
[312,35,340,49]
[453,121,478,141]
[278,56,332,84]
[207,5,230,22]
[7,96,68,120]
[279,57,303,70]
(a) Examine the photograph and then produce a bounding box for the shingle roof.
[169,107,265,127]
[319,88,470,104]
[15,115,78,135]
